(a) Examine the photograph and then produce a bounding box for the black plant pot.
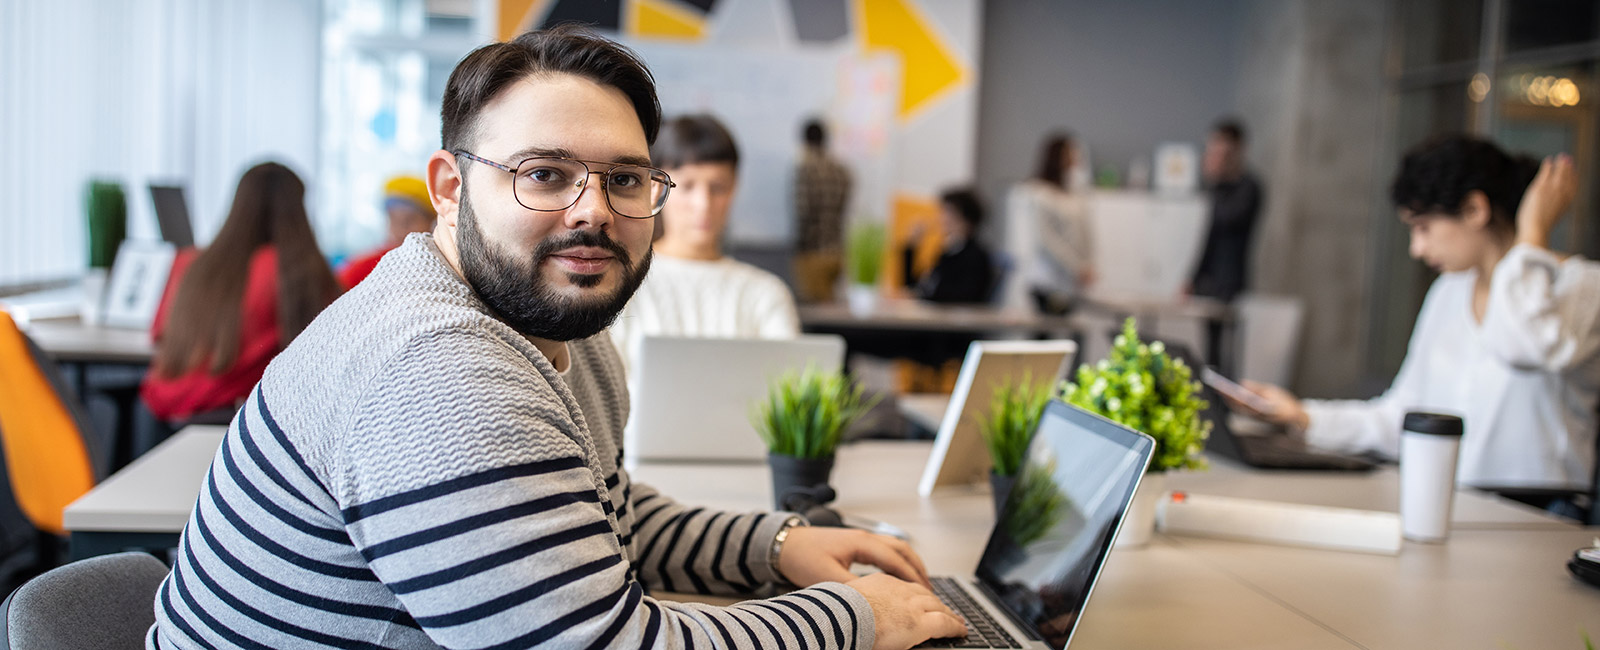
[989,470,1016,515]
[768,453,836,511]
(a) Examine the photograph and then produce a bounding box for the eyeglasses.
[453,150,675,219]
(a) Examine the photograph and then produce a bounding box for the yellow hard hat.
[384,175,435,218]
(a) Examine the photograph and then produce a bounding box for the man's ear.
[427,150,464,231]
[1461,190,1493,230]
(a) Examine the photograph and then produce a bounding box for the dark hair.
[153,162,339,377]
[440,24,661,153]
[652,114,740,170]
[803,119,826,147]
[1390,134,1539,230]
[1034,132,1074,189]
[940,187,985,230]
[1213,118,1245,145]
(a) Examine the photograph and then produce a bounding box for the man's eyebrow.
[508,146,654,168]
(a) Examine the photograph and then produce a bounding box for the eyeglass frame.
[451,150,676,219]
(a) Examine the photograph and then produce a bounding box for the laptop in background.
[919,340,1078,496]
[918,400,1155,649]
[626,335,845,463]
[1197,371,1378,471]
[148,184,195,249]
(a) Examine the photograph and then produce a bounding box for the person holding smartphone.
[1240,135,1600,498]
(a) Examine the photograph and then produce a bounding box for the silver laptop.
[626,335,845,463]
[920,400,1155,649]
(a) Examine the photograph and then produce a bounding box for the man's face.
[1202,134,1239,182]
[659,162,736,253]
[452,73,656,341]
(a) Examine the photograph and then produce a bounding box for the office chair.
[0,312,104,568]
[0,551,168,650]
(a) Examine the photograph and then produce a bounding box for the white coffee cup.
[1399,412,1464,543]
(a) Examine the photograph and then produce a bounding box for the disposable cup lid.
[1403,412,1463,437]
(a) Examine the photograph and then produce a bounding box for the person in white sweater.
[1243,135,1600,496]
[1005,132,1094,314]
[610,114,800,376]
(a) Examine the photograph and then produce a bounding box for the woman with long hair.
[1004,132,1095,313]
[141,162,340,422]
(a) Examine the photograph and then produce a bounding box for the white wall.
[0,0,322,287]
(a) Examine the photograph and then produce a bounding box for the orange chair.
[0,312,101,538]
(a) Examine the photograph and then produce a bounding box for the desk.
[21,315,154,364]
[66,428,1600,648]
[799,299,1063,335]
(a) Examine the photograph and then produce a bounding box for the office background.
[2,0,1598,402]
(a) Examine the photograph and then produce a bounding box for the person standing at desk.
[902,187,995,304]
[148,26,963,650]
[609,114,799,376]
[1006,132,1093,314]
[140,162,339,425]
[1244,136,1600,497]
[792,118,853,303]
[1188,119,1263,303]
[336,175,437,288]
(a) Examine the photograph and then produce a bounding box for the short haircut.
[1034,132,1074,188]
[940,187,984,230]
[652,114,740,170]
[440,24,661,154]
[803,119,827,147]
[1390,134,1539,229]
[1212,118,1246,145]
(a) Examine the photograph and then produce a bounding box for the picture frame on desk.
[102,240,175,330]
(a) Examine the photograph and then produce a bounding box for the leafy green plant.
[1001,457,1070,547]
[975,373,1054,477]
[752,365,878,460]
[846,222,887,286]
[1060,318,1211,472]
[85,180,127,269]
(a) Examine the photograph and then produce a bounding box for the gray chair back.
[0,552,168,650]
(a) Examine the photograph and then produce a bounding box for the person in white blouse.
[609,114,800,376]
[1243,135,1600,495]
[1005,132,1095,314]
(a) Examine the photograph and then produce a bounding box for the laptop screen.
[973,401,1153,649]
[149,184,195,249]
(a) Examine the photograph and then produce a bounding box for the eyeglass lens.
[512,157,669,218]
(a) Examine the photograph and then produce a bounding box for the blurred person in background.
[1241,136,1600,508]
[1007,132,1093,314]
[902,187,995,304]
[610,114,799,376]
[1188,118,1263,303]
[791,118,853,303]
[337,174,436,288]
[141,161,340,424]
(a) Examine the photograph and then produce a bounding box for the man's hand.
[1516,154,1577,250]
[778,526,930,589]
[847,573,967,650]
[1240,380,1310,431]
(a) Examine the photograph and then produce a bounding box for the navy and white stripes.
[149,235,873,649]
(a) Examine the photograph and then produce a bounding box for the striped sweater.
[149,234,874,649]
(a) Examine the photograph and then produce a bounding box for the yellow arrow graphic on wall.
[857,0,966,122]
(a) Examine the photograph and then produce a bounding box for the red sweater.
[141,247,282,421]
[336,245,393,290]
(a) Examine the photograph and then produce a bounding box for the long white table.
[64,427,1600,648]
[21,315,154,364]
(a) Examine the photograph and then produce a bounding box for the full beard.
[456,186,652,341]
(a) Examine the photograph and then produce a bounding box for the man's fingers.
[921,611,969,640]
[854,542,924,585]
[885,537,930,583]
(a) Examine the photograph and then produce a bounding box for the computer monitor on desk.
[148,184,195,249]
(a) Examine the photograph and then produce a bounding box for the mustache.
[532,230,633,268]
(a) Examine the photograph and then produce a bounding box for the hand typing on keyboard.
[847,573,969,650]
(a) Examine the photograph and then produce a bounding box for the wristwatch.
[769,515,808,570]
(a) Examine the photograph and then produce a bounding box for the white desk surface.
[21,315,154,363]
[66,427,1600,648]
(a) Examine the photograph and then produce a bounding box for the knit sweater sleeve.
[336,328,873,650]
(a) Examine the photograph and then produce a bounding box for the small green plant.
[846,222,887,286]
[975,373,1054,477]
[85,180,127,269]
[1061,318,1211,472]
[1001,457,1070,547]
[752,366,878,460]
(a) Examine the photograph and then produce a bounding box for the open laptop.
[626,335,845,463]
[1197,366,1377,471]
[919,340,1078,496]
[919,400,1155,649]
[149,184,195,248]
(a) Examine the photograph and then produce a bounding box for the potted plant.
[83,180,126,326]
[1060,318,1210,547]
[752,365,877,511]
[844,222,886,315]
[975,373,1054,515]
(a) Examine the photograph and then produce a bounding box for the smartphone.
[1201,367,1278,416]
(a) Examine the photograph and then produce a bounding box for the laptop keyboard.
[916,577,1022,648]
